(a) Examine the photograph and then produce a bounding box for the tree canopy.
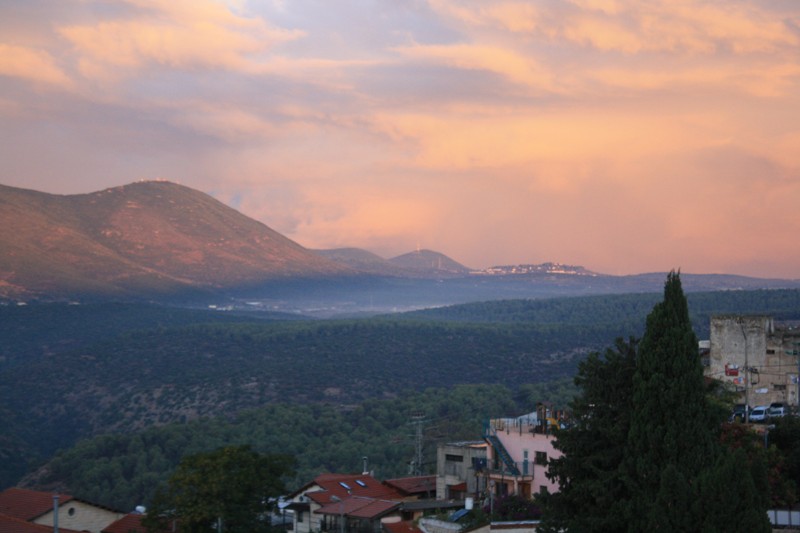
[143,445,293,533]
[540,272,771,532]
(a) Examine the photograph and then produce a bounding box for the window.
[338,482,351,490]
[355,480,367,487]
[445,454,464,462]
[535,451,547,465]
[297,512,304,523]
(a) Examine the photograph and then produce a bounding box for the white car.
[769,403,787,417]
[749,405,770,422]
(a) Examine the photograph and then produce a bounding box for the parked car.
[730,404,749,422]
[749,405,770,423]
[769,403,787,418]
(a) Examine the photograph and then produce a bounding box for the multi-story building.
[435,441,487,500]
[706,315,800,409]
[480,407,562,499]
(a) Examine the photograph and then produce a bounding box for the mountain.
[313,247,410,277]
[388,249,471,276]
[0,181,350,300]
[3,180,799,309]
[314,247,469,278]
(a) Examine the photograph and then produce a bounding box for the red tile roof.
[102,513,179,533]
[383,476,436,496]
[0,488,74,521]
[306,474,402,505]
[316,496,400,520]
[0,512,83,533]
[102,514,146,533]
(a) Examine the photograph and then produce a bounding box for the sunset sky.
[1,1,799,278]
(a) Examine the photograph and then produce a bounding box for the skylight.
[339,482,351,490]
[355,480,367,487]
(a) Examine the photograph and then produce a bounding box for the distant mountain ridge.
[0,180,350,300]
[2,180,799,306]
[314,247,471,278]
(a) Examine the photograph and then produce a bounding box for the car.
[730,404,749,422]
[749,405,770,423]
[769,402,787,418]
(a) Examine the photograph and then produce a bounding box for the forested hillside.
[24,382,574,511]
[3,289,800,499]
[403,289,800,338]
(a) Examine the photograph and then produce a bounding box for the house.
[384,475,436,501]
[435,441,487,500]
[0,487,125,533]
[706,315,800,408]
[288,473,406,533]
[0,512,84,533]
[481,406,562,499]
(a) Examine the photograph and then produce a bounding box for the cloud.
[0,44,73,88]
[429,0,800,54]
[394,42,556,91]
[58,0,303,81]
[1,0,800,277]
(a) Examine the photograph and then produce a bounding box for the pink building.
[482,409,562,499]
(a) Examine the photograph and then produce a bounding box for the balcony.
[484,458,534,478]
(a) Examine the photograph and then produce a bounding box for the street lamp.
[330,492,349,533]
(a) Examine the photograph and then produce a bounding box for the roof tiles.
[0,488,74,521]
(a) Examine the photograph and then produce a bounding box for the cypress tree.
[625,271,717,529]
[541,271,771,531]
[625,271,770,532]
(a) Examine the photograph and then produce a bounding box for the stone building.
[435,441,487,500]
[707,315,800,409]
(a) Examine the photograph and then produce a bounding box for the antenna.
[409,412,426,476]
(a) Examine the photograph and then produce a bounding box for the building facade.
[435,441,487,500]
[481,409,561,499]
[707,315,800,409]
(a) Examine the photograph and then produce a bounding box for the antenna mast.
[409,412,426,476]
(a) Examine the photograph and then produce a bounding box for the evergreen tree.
[625,271,719,530]
[541,272,771,532]
[625,271,770,532]
[696,447,770,533]
[538,337,638,532]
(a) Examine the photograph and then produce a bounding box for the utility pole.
[52,494,59,533]
[739,318,750,423]
[787,341,800,412]
[410,412,426,476]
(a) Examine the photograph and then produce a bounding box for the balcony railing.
[484,458,533,478]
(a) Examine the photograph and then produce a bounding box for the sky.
[1,0,799,278]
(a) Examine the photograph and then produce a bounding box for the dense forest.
[3,289,800,507]
[26,381,576,511]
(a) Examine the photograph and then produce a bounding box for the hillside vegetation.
[26,383,559,511]
[3,289,800,497]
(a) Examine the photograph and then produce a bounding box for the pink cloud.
[58,0,302,80]
[0,44,73,88]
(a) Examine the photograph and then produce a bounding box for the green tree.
[144,445,293,533]
[625,271,720,529]
[625,271,770,532]
[538,337,638,532]
[541,272,771,532]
